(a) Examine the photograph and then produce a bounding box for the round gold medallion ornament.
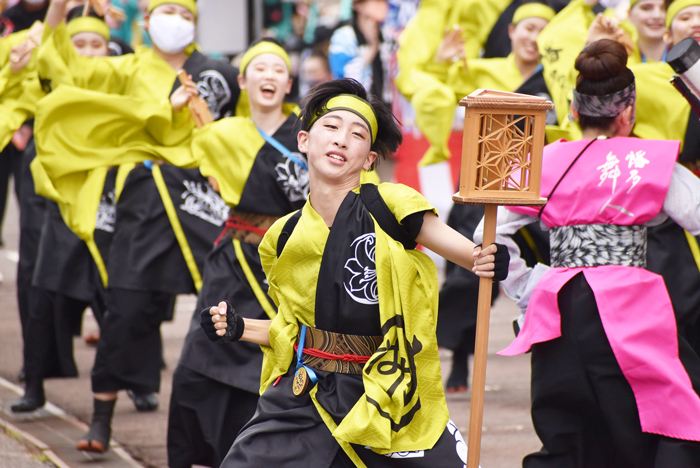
[292,367,309,396]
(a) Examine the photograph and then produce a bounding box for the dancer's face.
[668,5,700,46]
[298,110,377,183]
[239,53,292,111]
[509,17,548,65]
[71,31,109,57]
[629,0,666,42]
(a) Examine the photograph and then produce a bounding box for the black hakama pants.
[524,273,700,468]
[91,289,174,394]
[167,365,259,468]
[224,365,467,468]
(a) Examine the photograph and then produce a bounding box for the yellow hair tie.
[66,16,110,42]
[309,94,378,143]
[148,0,197,17]
[239,41,291,75]
[512,3,556,24]
[667,0,700,28]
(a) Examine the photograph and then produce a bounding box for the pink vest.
[502,138,700,442]
[509,137,677,226]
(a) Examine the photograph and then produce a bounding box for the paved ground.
[0,191,542,467]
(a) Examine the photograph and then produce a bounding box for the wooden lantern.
[454,89,553,468]
[454,89,552,207]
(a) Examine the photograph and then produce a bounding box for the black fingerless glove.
[492,242,509,282]
[200,301,245,343]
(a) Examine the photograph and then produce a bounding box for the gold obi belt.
[294,326,383,375]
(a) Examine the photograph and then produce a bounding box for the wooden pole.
[176,70,214,128]
[467,203,498,468]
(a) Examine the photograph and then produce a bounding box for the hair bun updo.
[575,39,634,91]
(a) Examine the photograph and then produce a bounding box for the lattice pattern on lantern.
[476,113,535,192]
[455,89,553,207]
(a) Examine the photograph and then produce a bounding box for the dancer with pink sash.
[477,39,700,467]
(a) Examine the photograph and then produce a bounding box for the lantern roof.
[460,89,555,110]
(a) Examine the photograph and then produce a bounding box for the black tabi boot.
[76,398,115,453]
[10,378,45,412]
[446,345,470,394]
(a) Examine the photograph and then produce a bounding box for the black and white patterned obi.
[549,224,647,268]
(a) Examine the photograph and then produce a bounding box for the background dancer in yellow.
[166,38,308,468]
[37,0,240,453]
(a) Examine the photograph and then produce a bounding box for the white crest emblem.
[179,180,230,226]
[95,189,116,233]
[343,233,378,305]
[197,70,232,120]
[275,159,310,202]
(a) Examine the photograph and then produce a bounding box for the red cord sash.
[214,215,270,246]
[293,343,372,364]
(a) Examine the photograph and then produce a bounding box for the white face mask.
[148,14,195,54]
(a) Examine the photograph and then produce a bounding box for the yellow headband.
[667,0,700,28]
[239,41,291,75]
[66,16,110,42]
[309,94,378,143]
[148,0,197,16]
[512,3,556,24]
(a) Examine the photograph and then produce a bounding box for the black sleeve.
[218,63,241,118]
[401,210,431,240]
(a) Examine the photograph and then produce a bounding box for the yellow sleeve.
[395,0,452,99]
[447,54,523,97]
[192,117,262,208]
[447,0,511,60]
[0,76,43,150]
[632,62,690,145]
[376,183,437,222]
[537,0,596,139]
[0,29,29,68]
[37,23,136,93]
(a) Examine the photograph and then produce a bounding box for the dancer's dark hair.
[298,78,402,170]
[574,39,635,131]
[66,5,105,22]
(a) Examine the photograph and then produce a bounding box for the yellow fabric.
[447,53,523,101]
[684,230,700,273]
[192,117,272,207]
[32,85,195,243]
[39,23,177,98]
[360,169,380,185]
[115,164,136,201]
[239,40,291,74]
[85,238,109,287]
[148,0,197,16]
[0,76,42,151]
[394,0,508,167]
[667,0,700,27]
[0,29,30,69]
[632,61,690,145]
[258,183,449,454]
[151,164,202,291]
[512,3,556,24]
[415,53,521,166]
[66,17,110,42]
[233,239,277,320]
[309,94,378,143]
[536,0,597,142]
